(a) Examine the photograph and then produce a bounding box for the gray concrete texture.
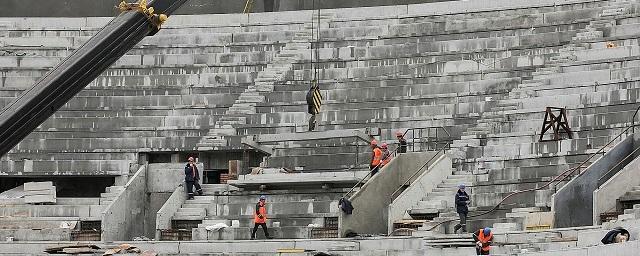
[101,165,148,242]
[593,146,640,225]
[0,0,637,244]
[553,134,639,228]
[0,0,453,17]
[340,152,439,236]
[155,185,186,239]
[388,154,452,232]
[0,236,424,254]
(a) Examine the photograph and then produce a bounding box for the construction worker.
[370,140,383,175]
[453,184,470,233]
[251,195,272,239]
[184,157,203,200]
[381,143,392,167]
[396,131,407,153]
[602,227,630,244]
[473,227,493,255]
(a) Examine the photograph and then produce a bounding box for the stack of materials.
[24,182,56,204]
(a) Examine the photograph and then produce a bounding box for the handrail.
[597,143,640,184]
[341,146,400,199]
[390,142,451,200]
[403,126,452,152]
[426,118,638,231]
[629,104,640,134]
[342,126,451,199]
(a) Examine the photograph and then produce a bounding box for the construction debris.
[44,244,100,254]
[103,244,142,255]
[141,251,158,256]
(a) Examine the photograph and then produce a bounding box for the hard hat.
[458,184,466,189]
[159,14,168,22]
[371,140,378,145]
[259,195,266,200]
[483,227,491,236]
[381,143,388,148]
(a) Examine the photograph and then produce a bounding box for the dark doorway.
[0,176,116,197]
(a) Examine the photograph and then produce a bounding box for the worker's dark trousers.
[454,213,467,233]
[251,223,270,238]
[185,181,202,198]
[476,247,490,255]
[370,165,380,176]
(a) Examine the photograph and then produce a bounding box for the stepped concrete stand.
[0,0,188,157]
[553,133,640,228]
[340,152,441,237]
[24,181,56,204]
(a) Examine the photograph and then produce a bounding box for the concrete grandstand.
[0,0,640,255]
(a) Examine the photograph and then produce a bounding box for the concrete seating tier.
[0,159,132,175]
[0,185,123,241]
[11,136,203,152]
[1,0,639,245]
[228,171,369,189]
[169,187,346,240]
[0,54,276,70]
[423,203,640,255]
[3,72,256,89]
[2,152,135,161]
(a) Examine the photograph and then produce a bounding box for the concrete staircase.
[186,187,344,240]
[196,12,335,150]
[98,186,123,206]
[406,173,476,220]
[172,184,232,221]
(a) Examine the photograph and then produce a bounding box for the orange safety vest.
[254,202,267,224]
[371,148,383,166]
[477,230,493,252]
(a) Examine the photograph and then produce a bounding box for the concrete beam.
[254,129,371,143]
[240,136,274,155]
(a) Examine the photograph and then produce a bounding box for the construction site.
[1,0,640,255]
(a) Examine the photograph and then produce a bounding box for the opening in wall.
[0,176,116,197]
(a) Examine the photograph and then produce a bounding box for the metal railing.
[390,142,451,201]
[405,127,452,152]
[342,126,452,200]
[342,146,400,199]
[426,104,640,231]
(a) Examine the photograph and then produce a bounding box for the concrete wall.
[0,229,71,241]
[0,236,423,254]
[147,163,203,193]
[553,134,638,228]
[155,185,186,240]
[526,240,640,256]
[101,165,148,242]
[593,151,640,225]
[387,154,451,233]
[146,192,171,238]
[0,0,451,17]
[339,151,439,237]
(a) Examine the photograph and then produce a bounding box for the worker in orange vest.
[473,227,493,255]
[251,195,272,239]
[381,143,392,167]
[370,140,383,175]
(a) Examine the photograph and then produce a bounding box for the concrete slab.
[23,182,53,191]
